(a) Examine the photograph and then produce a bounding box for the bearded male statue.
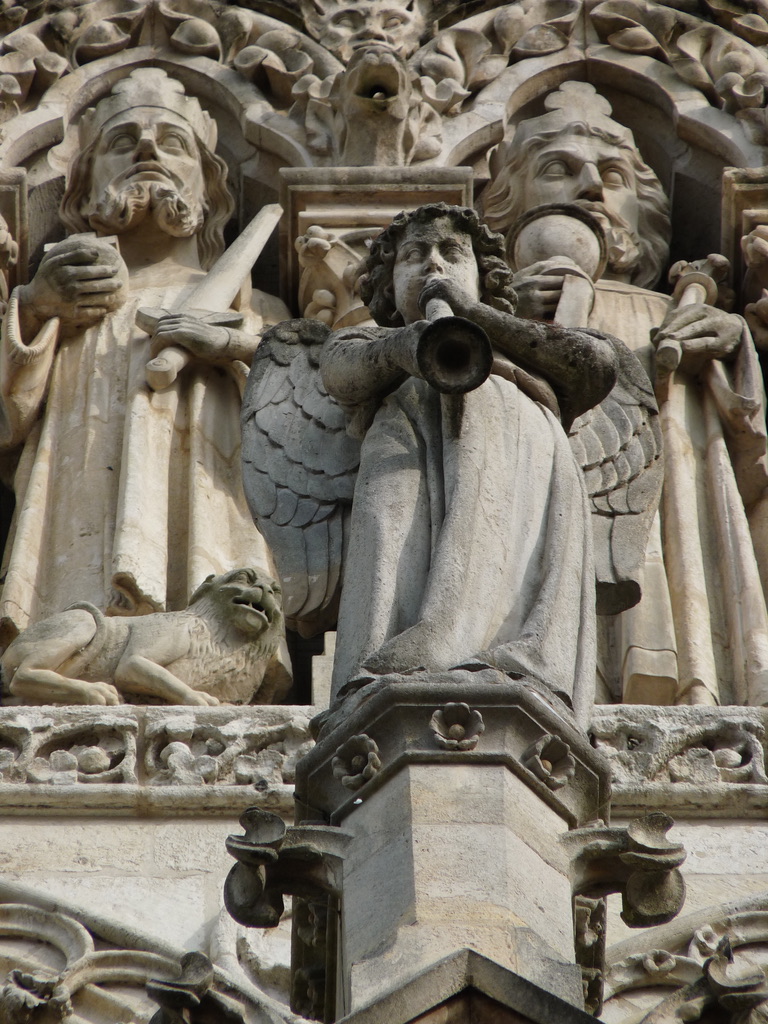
[481,82,768,707]
[0,68,288,643]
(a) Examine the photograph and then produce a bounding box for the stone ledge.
[591,704,768,817]
[0,704,315,816]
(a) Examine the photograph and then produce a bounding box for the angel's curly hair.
[359,203,517,327]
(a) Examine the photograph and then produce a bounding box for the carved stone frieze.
[0,706,314,814]
[590,706,768,815]
[589,0,768,144]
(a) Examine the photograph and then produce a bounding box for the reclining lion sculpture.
[1,568,289,706]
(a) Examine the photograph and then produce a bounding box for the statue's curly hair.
[359,203,517,327]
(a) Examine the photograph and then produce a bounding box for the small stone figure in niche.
[243,204,662,726]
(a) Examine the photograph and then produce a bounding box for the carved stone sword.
[136,202,283,391]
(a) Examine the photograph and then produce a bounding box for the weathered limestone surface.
[244,203,661,728]
[0,69,289,649]
[593,705,768,1024]
[482,82,768,710]
[1,0,768,1016]
[1,568,288,706]
[0,704,314,812]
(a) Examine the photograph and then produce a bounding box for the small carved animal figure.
[1,568,288,707]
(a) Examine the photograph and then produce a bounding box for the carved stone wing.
[568,334,663,615]
[242,318,360,637]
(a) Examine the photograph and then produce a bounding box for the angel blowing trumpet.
[242,204,662,726]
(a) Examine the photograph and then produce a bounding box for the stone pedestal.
[294,671,612,1019]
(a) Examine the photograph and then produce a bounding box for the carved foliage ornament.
[331,734,381,790]
[590,0,768,143]
[429,702,485,750]
[0,903,257,1024]
[590,712,768,787]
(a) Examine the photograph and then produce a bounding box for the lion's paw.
[184,691,220,706]
[90,682,121,706]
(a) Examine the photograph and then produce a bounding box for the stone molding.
[299,672,612,828]
[0,881,299,1024]
[0,705,314,816]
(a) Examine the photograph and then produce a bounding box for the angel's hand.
[418,277,479,320]
[511,257,592,320]
[652,303,742,375]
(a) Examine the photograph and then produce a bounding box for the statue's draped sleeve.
[0,289,59,454]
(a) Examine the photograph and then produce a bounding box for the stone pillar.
[224,671,685,1023]
[294,671,611,1019]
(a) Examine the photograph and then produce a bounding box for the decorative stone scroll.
[0,706,314,814]
[0,893,292,1023]
[602,898,768,1024]
[590,706,768,814]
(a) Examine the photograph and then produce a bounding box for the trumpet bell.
[416,316,493,394]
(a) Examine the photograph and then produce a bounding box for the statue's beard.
[575,200,641,277]
[83,180,204,238]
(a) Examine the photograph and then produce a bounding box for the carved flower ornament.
[429,703,485,750]
[332,734,381,790]
[522,734,576,789]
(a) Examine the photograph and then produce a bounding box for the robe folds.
[329,364,597,727]
[591,280,768,707]
[0,260,285,641]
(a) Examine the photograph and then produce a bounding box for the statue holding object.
[0,68,289,648]
[242,203,663,726]
[482,82,768,707]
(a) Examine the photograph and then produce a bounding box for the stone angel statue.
[242,204,662,726]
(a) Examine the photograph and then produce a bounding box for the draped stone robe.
[591,280,768,707]
[324,326,598,727]
[0,259,286,641]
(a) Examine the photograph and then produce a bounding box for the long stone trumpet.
[416,296,493,394]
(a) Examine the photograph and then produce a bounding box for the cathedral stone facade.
[0,0,767,1020]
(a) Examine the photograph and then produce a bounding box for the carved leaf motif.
[733,13,768,44]
[737,106,768,144]
[169,17,222,57]
[511,24,569,55]
[73,19,132,63]
[493,5,527,49]
[672,55,720,100]
[607,25,667,56]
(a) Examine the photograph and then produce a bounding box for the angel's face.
[392,217,480,324]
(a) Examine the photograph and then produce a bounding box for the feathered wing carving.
[568,334,664,615]
[241,319,360,637]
